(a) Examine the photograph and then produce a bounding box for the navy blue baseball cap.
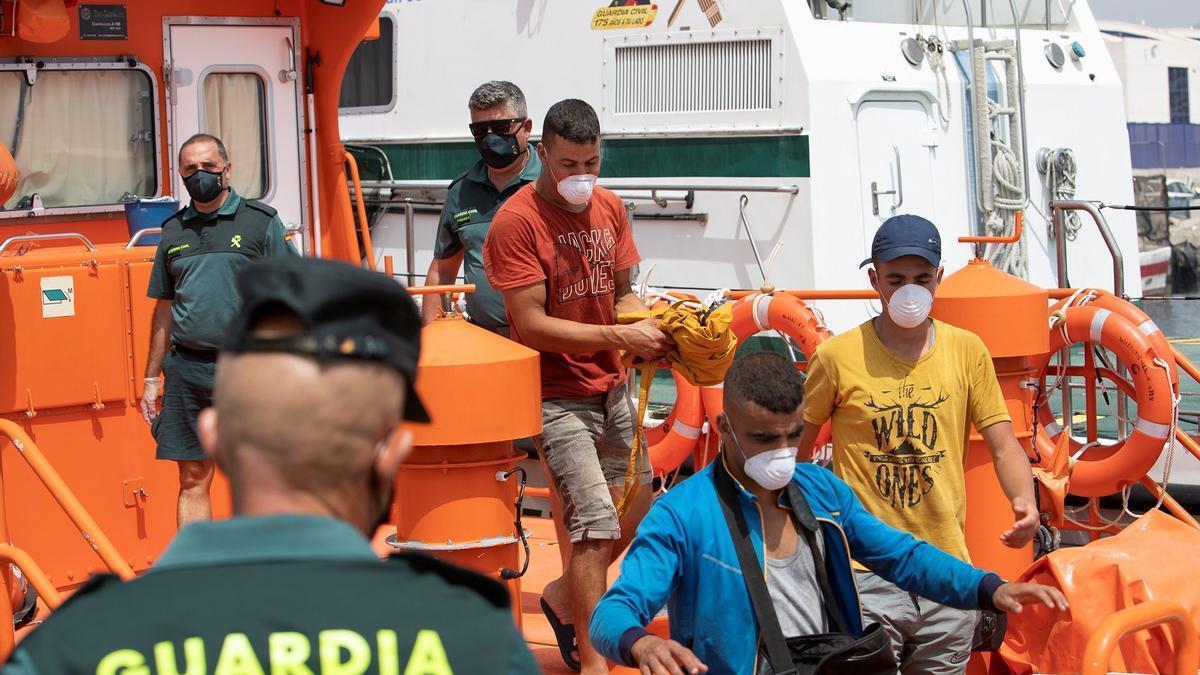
[859,214,942,268]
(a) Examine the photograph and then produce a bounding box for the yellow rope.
[615,361,654,517]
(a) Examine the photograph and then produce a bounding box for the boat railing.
[349,180,799,286]
[1081,600,1200,675]
[0,419,134,659]
[343,151,378,272]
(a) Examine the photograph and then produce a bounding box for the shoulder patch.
[447,170,470,190]
[385,552,511,609]
[243,200,278,218]
[160,207,189,231]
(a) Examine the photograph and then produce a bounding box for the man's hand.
[140,378,162,424]
[630,635,707,675]
[620,318,674,360]
[992,582,1069,614]
[1000,496,1039,548]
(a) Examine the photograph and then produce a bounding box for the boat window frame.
[338,14,398,115]
[0,57,163,221]
[197,65,276,203]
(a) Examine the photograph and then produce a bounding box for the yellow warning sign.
[591,3,659,30]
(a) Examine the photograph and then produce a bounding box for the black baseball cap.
[859,214,942,268]
[223,257,430,423]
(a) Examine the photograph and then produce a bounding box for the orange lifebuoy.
[1050,290,1180,393]
[637,295,706,478]
[705,293,834,454]
[644,369,705,478]
[1031,303,1176,497]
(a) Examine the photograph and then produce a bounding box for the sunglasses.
[468,117,525,139]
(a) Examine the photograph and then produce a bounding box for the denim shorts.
[151,347,215,462]
[534,382,652,543]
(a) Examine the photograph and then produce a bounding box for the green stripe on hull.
[350,135,810,181]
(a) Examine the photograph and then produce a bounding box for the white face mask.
[882,283,934,329]
[724,415,798,491]
[556,173,598,206]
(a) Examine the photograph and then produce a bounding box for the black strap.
[785,482,849,634]
[713,459,798,675]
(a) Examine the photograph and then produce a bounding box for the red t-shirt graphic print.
[484,184,641,399]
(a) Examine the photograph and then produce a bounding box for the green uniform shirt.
[148,189,297,351]
[4,515,538,674]
[433,150,541,329]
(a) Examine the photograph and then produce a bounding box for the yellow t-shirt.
[802,319,1010,562]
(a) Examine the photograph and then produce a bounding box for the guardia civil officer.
[139,133,297,527]
[421,80,540,336]
[4,257,539,675]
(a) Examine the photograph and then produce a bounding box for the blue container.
[123,198,180,247]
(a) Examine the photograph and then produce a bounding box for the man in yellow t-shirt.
[796,214,1038,674]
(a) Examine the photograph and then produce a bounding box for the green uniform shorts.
[152,347,216,462]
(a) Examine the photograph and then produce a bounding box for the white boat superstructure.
[340,0,1139,334]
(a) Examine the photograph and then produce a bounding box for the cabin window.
[1169,67,1190,124]
[202,72,270,199]
[339,16,395,111]
[0,67,155,210]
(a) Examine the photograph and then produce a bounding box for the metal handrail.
[343,151,377,272]
[0,232,96,255]
[125,227,162,249]
[1049,200,1126,297]
[354,179,801,195]
[409,284,475,296]
[1081,600,1200,675]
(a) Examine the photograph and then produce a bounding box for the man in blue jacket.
[590,352,1068,674]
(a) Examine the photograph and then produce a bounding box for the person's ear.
[868,267,879,292]
[374,425,413,483]
[936,266,945,284]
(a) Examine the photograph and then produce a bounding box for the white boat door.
[855,99,938,251]
[164,18,307,250]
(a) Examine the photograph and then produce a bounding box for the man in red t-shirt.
[484,99,672,674]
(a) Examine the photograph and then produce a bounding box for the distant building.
[1101,21,1200,171]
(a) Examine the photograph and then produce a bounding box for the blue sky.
[1089,0,1200,28]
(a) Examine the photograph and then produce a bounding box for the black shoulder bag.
[713,460,896,675]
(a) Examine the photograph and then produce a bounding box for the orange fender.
[1031,304,1176,497]
[17,0,70,44]
[704,294,833,455]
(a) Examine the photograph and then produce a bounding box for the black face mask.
[183,168,226,203]
[474,132,524,170]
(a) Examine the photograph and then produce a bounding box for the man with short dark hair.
[590,353,1067,674]
[484,98,673,674]
[796,214,1040,673]
[421,81,539,335]
[140,133,297,528]
[4,257,538,674]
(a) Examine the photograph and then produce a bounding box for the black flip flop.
[540,596,581,672]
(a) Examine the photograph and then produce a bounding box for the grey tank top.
[765,528,829,638]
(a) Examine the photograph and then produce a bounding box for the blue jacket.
[590,461,1003,674]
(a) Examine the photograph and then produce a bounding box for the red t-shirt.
[484,184,641,399]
